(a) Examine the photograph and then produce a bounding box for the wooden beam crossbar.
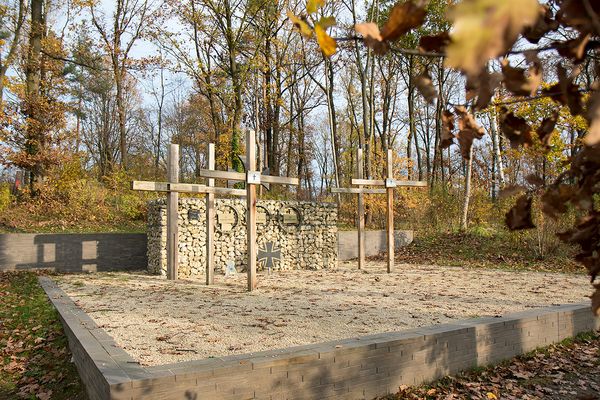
[197,169,299,186]
[132,181,246,196]
[330,187,386,194]
[351,179,427,187]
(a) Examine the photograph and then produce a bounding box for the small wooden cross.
[197,129,299,291]
[331,148,386,270]
[350,149,427,273]
[131,144,245,281]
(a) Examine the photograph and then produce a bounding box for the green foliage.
[116,193,147,221]
[0,182,11,213]
[0,158,154,233]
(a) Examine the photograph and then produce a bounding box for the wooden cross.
[350,149,427,273]
[331,148,386,270]
[131,144,245,281]
[197,129,299,291]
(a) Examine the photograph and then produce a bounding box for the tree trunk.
[491,106,505,188]
[325,59,341,192]
[407,55,417,180]
[432,61,444,186]
[25,0,44,191]
[461,147,473,231]
[115,68,127,168]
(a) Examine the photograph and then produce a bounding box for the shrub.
[0,183,12,213]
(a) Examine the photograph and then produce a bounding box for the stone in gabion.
[147,198,338,278]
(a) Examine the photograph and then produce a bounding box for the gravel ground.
[55,262,592,366]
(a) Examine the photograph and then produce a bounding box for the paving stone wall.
[147,198,338,277]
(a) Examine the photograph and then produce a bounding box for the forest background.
[0,0,589,271]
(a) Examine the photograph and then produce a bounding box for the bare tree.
[85,0,158,168]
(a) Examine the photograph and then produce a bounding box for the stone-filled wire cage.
[147,198,338,277]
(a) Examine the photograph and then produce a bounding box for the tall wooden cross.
[331,148,386,269]
[197,129,299,291]
[351,149,427,273]
[131,144,245,281]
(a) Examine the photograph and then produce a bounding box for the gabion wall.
[147,198,338,277]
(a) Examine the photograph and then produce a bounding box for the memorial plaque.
[217,206,238,232]
[282,208,300,225]
[257,206,269,225]
[246,171,261,184]
[188,209,200,221]
[257,241,281,272]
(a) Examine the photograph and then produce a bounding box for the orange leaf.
[380,1,426,42]
[355,23,389,55]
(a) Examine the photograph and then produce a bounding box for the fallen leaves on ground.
[378,332,600,399]
[0,271,84,399]
[386,232,580,273]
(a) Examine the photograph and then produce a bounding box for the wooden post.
[167,144,179,280]
[357,148,365,269]
[386,149,394,274]
[206,143,215,285]
[246,130,257,291]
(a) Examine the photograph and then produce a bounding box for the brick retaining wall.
[40,277,599,400]
[0,229,413,273]
[0,233,147,272]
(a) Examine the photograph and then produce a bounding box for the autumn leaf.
[419,32,451,53]
[467,70,502,111]
[37,390,53,400]
[445,0,539,76]
[537,111,559,147]
[525,174,544,187]
[522,5,558,44]
[543,65,584,116]
[355,23,389,55]
[415,68,437,104]
[355,22,381,41]
[501,59,541,97]
[556,33,591,63]
[584,90,600,146]
[380,0,426,42]
[287,11,313,37]
[315,24,337,57]
[318,16,336,29]
[306,0,325,14]
[455,106,485,159]
[557,0,600,34]
[499,107,533,148]
[441,110,455,148]
[506,195,535,230]
[498,185,527,199]
[592,283,600,316]
[541,184,574,218]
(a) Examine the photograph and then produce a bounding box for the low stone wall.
[147,198,338,277]
[0,233,147,272]
[40,276,599,400]
[337,230,413,261]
